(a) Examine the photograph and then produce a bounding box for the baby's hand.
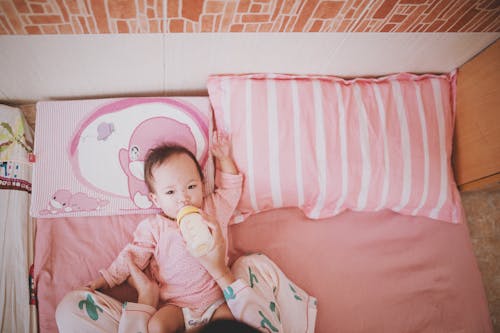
[211,131,238,174]
[211,131,232,161]
[85,276,108,290]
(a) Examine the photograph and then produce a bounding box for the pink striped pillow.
[207,73,462,224]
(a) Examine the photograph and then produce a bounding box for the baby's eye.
[165,190,174,195]
[188,184,197,190]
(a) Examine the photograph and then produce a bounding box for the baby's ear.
[149,192,159,208]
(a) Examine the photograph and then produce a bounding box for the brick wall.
[0,0,498,34]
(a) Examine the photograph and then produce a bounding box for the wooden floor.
[461,189,500,331]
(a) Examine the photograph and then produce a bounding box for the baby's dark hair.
[188,319,260,333]
[144,144,204,193]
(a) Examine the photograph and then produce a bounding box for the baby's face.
[149,153,203,220]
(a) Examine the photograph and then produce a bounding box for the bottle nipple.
[176,205,200,226]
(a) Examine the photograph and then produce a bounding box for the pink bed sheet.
[34,209,492,333]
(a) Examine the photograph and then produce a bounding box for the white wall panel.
[164,33,499,92]
[0,35,164,103]
[0,33,498,102]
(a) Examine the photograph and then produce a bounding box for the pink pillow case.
[31,97,214,218]
[207,73,462,224]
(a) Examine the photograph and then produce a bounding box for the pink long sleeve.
[100,172,241,289]
[203,171,243,228]
[203,171,243,264]
[99,218,159,288]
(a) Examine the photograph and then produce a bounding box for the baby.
[87,132,242,333]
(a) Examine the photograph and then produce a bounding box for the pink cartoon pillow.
[31,97,214,218]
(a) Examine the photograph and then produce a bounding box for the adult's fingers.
[200,212,222,238]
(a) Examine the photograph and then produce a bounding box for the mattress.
[31,74,491,332]
[34,208,493,332]
[229,208,492,332]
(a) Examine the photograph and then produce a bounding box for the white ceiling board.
[315,33,499,75]
[164,33,499,92]
[0,34,164,103]
[0,33,498,102]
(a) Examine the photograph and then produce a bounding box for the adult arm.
[193,220,280,333]
[98,217,158,288]
[117,256,159,333]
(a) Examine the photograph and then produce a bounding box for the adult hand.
[126,255,159,308]
[191,213,235,289]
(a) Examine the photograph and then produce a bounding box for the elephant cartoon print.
[39,189,109,215]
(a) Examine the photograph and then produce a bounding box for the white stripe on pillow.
[391,80,412,212]
[354,84,371,211]
[333,82,349,216]
[245,79,258,212]
[222,79,231,132]
[413,82,430,216]
[430,79,448,219]
[372,84,390,211]
[291,80,304,207]
[310,80,327,218]
[267,78,283,208]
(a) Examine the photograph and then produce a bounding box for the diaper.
[182,298,225,329]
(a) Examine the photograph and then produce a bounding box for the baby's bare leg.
[148,304,185,333]
[211,302,234,321]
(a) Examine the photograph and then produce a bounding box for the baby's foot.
[126,256,159,308]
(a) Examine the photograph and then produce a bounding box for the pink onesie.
[99,171,242,314]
